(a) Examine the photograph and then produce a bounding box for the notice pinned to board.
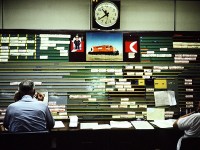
[154,79,167,89]
[138,79,145,86]
[147,108,165,121]
[154,91,176,106]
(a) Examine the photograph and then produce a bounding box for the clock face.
[94,1,119,28]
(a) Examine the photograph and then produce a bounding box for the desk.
[0,121,183,150]
[51,121,183,150]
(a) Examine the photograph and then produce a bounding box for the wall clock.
[91,0,120,30]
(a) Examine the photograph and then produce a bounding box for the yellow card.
[138,79,145,86]
[154,79,167,89]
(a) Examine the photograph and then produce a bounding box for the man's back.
[178,113,200,137]
[4,95,54,132]
[174,112,200,150]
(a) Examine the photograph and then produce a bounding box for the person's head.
[18,80,35,97]
[75,35,79,40]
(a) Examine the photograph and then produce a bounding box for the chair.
[180,137,200,150]
[0,131,51,150]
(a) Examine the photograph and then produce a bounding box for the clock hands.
[98,8,109,20]
[98,13,108,20]
[102,8,108,15]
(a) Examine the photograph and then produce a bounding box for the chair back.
[0,131,51,150]
[180,137,200,150]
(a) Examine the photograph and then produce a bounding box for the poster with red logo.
[123,34,140,62]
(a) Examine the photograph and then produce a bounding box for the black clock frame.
[91,0,120,30]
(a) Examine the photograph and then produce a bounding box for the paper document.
[54,121,65,128]
[80,123,99,129]
[131,121,154,129]
[154,91,176,106]
[147,108,165,120]
[110,121,132,128]
[151,119,176,128]
[69,116,78,127]
[80,123,111,130]
[92,124,111,130]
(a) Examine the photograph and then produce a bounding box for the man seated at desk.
[3,80,55,132]
[173,102,200,150]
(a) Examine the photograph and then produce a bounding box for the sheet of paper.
[151,119,176,128]
[80,123,99,129]
[131,121,154,129]
[147,108,165,120]
[110,121,132,128]
[154,91,176,106]
[92,124,111,130]
[69,116,78,127]
[53,121,65,128]
[168,91,177,106]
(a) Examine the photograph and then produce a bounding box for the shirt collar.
[20,95,37,102]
